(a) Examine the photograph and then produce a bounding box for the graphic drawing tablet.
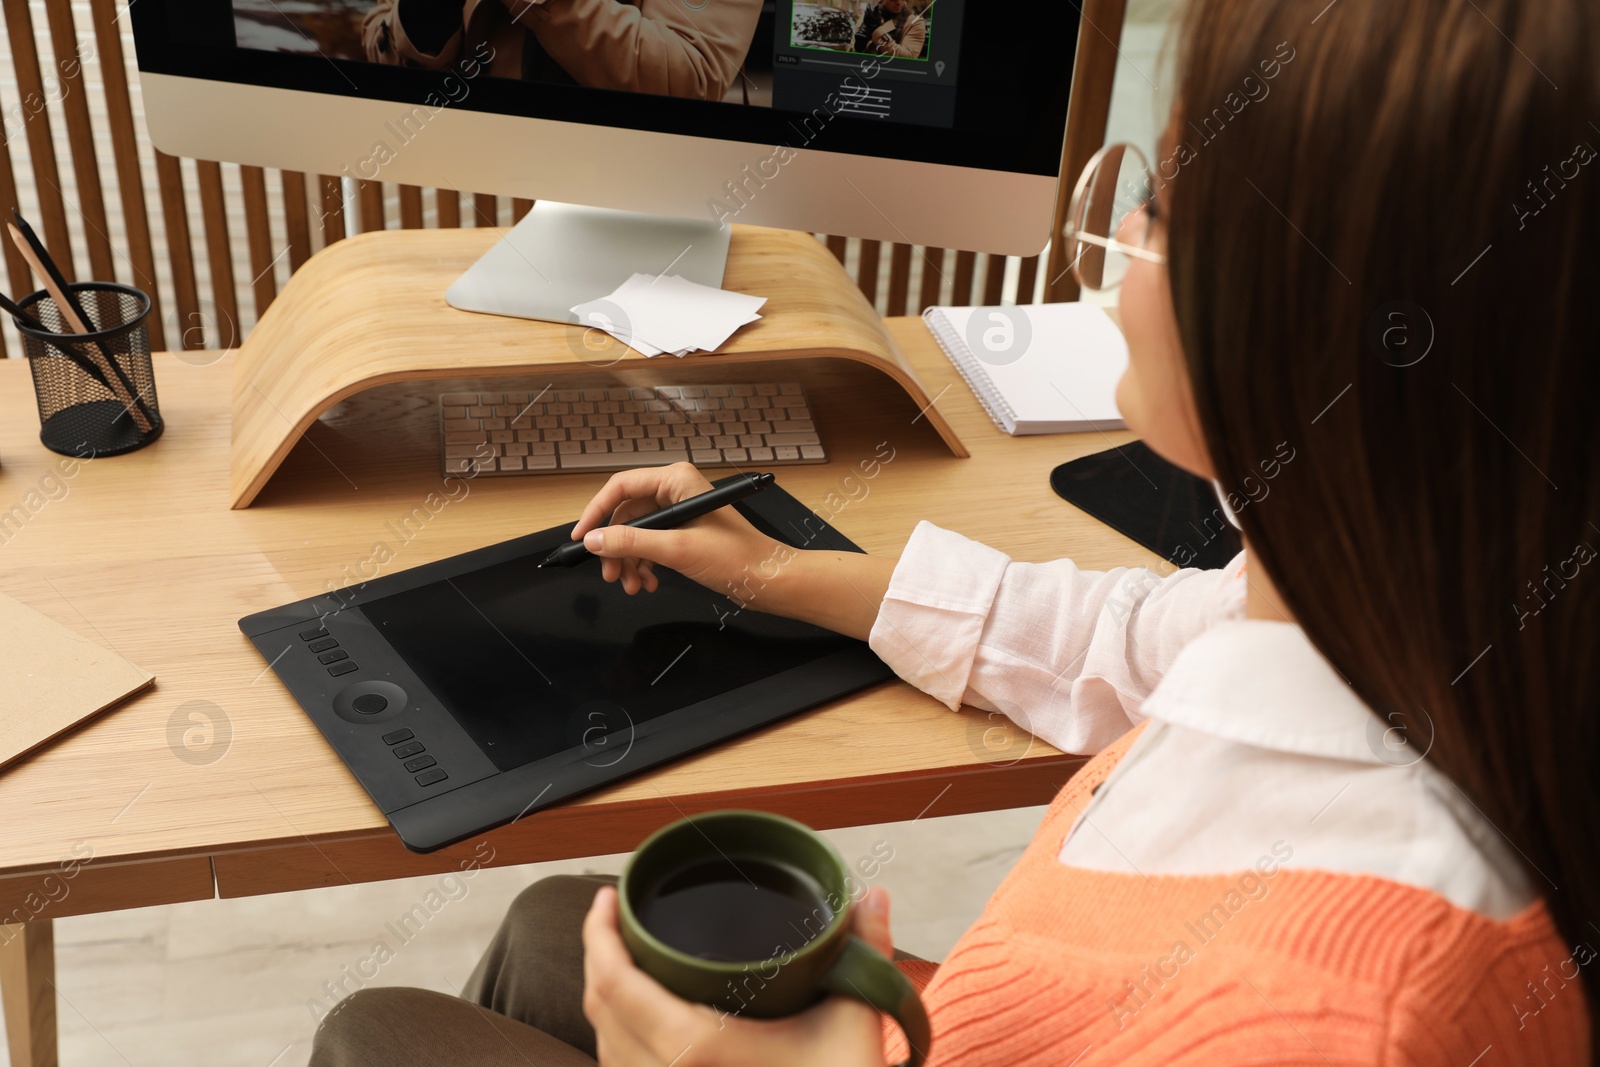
[239,478,894,852]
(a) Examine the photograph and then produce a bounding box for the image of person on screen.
[853,0,926,58]
[361,0,761,101]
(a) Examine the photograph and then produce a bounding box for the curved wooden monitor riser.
[230,225,968,508]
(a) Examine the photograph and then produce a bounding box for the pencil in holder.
[13,282,163,457]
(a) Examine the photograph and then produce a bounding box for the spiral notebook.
[922,302,1128,435]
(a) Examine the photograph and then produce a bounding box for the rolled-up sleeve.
[868,522,1244,754]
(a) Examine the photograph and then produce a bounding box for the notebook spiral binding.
[921,306,1018,432]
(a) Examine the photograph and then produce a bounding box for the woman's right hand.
[570,463,785,597]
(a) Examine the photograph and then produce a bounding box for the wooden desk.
[0,317,1159,1065]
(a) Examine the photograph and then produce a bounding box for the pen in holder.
[13,283,163,457]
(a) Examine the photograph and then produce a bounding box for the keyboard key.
[739,434,763,448]
[308,637,338,653]
[318,649,349,664]
[801,445,826,460]
[559,450,676,470]
[559,441,581,454]
[531,442,556,455]
[328,661,358,676]
[382,728,414,745]
[607,388,632,400]
[707,385,730,397]
[557,390,581,402]
[416,768,448,787]
[614,439,635,452]
[731,384,754,396]
[584,440,607,453]
[662,438,687,451]
[714,435,737,449]
[393,741,425,759]
[764,432,821,447]
[468,405,493,417]
[525,454,559,470]
[571,427,594,441]
[298,626,328,641]
[582,389,607,402]
[780,382,802,394]
[499,456,525,471]
[775,445,800,460]
[724,448,749,462]
[404,754,437,772]
[750,447,774,461]
[689,436,713,449]
[507,442,530,456]
[637,438,660,451]
[692,449,723,464]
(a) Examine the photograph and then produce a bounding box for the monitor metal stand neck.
[444,201,732,325]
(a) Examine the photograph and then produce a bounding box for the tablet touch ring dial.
[332,680,409,725]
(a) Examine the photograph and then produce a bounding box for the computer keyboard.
[438,382,826,475]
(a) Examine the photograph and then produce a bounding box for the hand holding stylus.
[568,462,898,641]
[561,465,783,592]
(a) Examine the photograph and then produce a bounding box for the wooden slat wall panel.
[951,250,976,307]
[886,243,911,317]
[398,185,424,229]
[857,240,881,306]
[357,180,384,233]
[240,165,276,317]
[981,254,1006,305]
[87,0,165,349]
[281,172,312,271]
[195,160,239,345]
[153,150,201,349]
[511,198,533,223]
[917,247,944,313]
[318,175,346,246]
[824,234,847,264]
[1015,255,1040,305]
[43,0,114,283]
[436,189,460,228]
[0,89,31,340]
[3,0,74,278]
[472,193,498,227]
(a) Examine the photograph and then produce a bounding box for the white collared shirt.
[868,522,1535,919]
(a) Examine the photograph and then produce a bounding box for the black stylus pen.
[537,471,776,568]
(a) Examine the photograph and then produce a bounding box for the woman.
[311,0,1598,1061]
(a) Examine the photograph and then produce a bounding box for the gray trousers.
[309,874,612,1067]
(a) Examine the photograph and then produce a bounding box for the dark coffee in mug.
[635,855,834,963]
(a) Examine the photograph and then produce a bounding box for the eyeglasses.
[1061,142,1166,292]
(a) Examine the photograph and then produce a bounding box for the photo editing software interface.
[224,0,965,128]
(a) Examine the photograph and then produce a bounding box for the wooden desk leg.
[0,920,57,1067]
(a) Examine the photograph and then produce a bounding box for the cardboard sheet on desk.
[0,591,153,770]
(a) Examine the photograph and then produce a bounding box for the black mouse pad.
[1049,442,1243,570]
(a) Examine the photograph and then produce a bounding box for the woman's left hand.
[582,884,893,1067]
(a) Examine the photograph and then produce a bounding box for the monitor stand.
[444,201,732,325]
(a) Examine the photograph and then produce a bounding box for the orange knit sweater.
[886,728,1589,1065]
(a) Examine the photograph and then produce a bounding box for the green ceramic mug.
[618,810,930,1067]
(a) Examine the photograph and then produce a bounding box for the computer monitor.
[131,0,1082,321]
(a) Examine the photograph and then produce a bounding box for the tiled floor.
[44,807,1047,1066]
[3,3,1178,1064]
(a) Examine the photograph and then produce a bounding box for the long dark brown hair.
[1168,0,1600,1049]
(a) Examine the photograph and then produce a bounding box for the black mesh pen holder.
[14,283,163,457]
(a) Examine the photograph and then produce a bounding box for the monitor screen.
[135,0,1078,176]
